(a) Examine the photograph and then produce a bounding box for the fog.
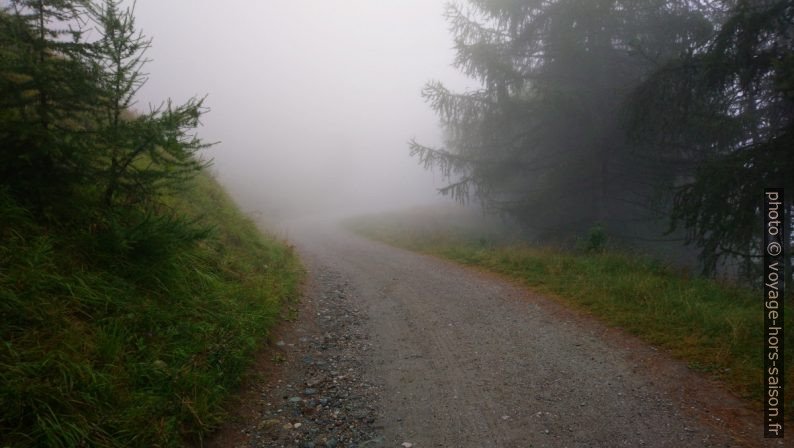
[130,0,474,219]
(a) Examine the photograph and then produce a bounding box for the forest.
[410,0,793,282]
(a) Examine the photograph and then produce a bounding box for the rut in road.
[257,221,779,448]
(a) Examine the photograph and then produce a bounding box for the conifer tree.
[629,0,794,279]
[88,0,211,209]
[0,0,98,206]
[411,0,712,241]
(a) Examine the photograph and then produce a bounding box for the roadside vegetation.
[399,0,792,419]
[0,1,302,446]
[1,172,302,447]
[348,211,793,413]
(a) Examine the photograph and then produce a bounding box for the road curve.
[283,220,765,448]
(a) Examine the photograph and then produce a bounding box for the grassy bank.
[348,211,793,412]
[0,172,302,447]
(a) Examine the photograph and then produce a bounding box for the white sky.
[130,0,476,217]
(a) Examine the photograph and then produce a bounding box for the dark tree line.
[0,0,209,217]
[413,0,793,282]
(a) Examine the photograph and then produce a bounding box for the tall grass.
[349,213,793,414]
[0,172,302,447]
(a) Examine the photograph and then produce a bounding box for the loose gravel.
[238,268,384,448]
[222,220,782,448]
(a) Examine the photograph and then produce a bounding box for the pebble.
[258,419,279,430]
[360,436,386,446]
[237,269,382,446]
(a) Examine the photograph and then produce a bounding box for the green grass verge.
[1,172,303,447]
[348,212,793,414]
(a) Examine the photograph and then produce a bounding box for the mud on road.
[212,221,783,448]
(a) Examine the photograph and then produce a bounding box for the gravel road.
[227,221,781,448]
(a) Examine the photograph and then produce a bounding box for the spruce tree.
[411,0,712,242]
[629,0,794,279]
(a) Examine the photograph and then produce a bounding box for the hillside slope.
[0,172,302,447]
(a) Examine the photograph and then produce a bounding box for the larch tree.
[89,0,211,209]
[0,0,98,207]
[411,0,713,243]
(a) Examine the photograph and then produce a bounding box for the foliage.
[0,0,99,206]
[415,0,791,279]
[0,1,303,446]
[0,0,212,214]
[0,173,302,447]
[411,0,712,242]
[88,0,211,208]
[628,0,794,279]
[576,223,607,253]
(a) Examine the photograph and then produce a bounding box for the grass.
[348,211,793,414]
[0,171,303,447]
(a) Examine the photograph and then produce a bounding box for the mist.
[2,1,789,445]
[130,0,473,219]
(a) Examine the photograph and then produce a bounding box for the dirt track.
[221,221,782,448]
